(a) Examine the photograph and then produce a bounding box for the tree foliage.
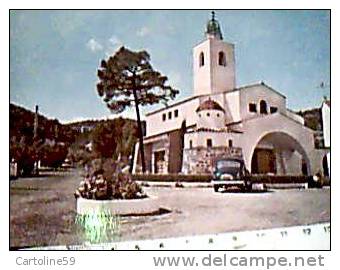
[96,46,179,113]
[40,143,68,168]
[66,118,139,168]
[91,118,138,160]
[10,103,77,176]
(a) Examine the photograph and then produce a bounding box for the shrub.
[10,141,36,176]
[40,143,68,169]
[132,174,212,182]
[132,173,324,185]
[74,159,146,200]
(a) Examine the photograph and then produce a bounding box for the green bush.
[132,173,323,185]
[10,141,36,176]
[40,143,68,168]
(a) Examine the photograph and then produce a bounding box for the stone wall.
[182,146,243,174]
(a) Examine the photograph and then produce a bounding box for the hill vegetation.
[10,103,139,176]
[296,107,322,131]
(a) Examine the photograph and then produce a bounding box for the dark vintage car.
[212,157,252,192]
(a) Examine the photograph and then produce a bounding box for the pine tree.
[96,46,179,172]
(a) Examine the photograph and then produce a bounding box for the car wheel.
[214,185,220,192]
[244,181,252,192]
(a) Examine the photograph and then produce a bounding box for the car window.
[216,160,241,170]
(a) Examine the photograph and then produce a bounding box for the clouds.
[85,35,124,57]
[136,26,151,37]
[86,38,103,52]
[105,35,123,57]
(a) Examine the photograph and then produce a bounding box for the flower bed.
[74,159,147,200]
[73,159,168,216]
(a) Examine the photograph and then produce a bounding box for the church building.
[133,12,328,176]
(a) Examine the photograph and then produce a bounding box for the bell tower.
[193,11,236,96]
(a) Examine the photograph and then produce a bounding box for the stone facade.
[183,146,242,174]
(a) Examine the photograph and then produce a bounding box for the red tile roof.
[196,98,225,113]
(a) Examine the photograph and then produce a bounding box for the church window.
[207,139,213,148]
[168,111,172,119]
[162,113,166,121]
[249,103,257,112]
[228,139,233,147]
[199,52,204,67]
[218,51,226,66]
[270,106,278,114]
[260,100,268,114]
[174,109,179,117]
[189,140,193,149]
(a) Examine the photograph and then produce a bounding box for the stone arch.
[249,131,311,175]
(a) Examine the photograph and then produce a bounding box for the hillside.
[296,107,322,131]
[10,103,141,175]
[10,103,77,145]
[10,103,143,145]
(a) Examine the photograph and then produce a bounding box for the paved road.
[118,187,330,242]
[10,170,330,248]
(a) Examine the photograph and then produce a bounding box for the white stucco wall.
[239,113,319,175]
[210,39,236,93]
[196,91,241,124]
[285,109,304,125]
[239,84,286,121]
[196,109,225,129]
[193,40,211,96]
[145,97,200,137]
[193,37,236,96]
[184,131,242,149]
[322,102,330,147]
[224,91,241,123]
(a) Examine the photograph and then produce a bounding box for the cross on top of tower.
[205,11,223,40]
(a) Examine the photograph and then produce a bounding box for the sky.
[10,10,330,123]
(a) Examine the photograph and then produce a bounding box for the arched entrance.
[250,132,311,175]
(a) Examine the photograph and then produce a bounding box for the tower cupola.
[205,11,223,40]
[196,98,225,129]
